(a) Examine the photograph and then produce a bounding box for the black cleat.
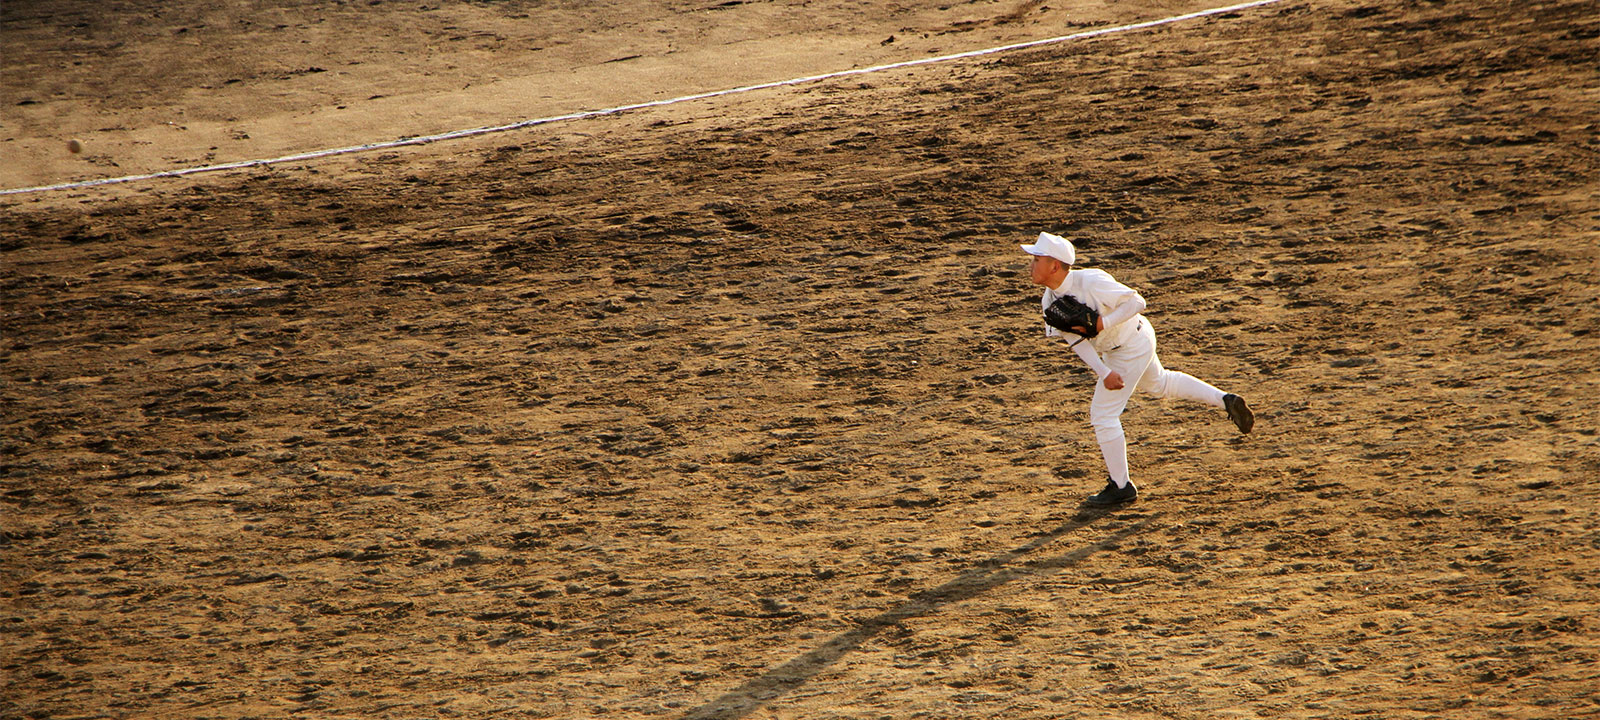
[1086,479,1138,506]
[1224,393,1254,434]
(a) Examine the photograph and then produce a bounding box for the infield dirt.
[3,1,1598,718]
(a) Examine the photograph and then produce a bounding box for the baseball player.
[1022,231,1254,506]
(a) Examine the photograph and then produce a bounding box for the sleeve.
[1040,290,1062,339]
[1085,270,1147,330]
[1071,336,1111,378]
[1099,293,1146,330]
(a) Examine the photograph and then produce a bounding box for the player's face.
[1029,254,1059,286]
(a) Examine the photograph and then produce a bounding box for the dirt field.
[3,0,1598,718]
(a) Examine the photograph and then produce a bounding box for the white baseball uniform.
[1042,268,1227,488]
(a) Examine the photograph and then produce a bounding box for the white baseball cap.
[1020,231,1075,266]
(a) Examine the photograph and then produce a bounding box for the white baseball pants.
[1090,319,1226,487]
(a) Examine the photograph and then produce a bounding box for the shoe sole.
[1085,489,1138,506]
[1226,395,1255,434]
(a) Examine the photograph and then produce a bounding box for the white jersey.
[1040,268,1147,354]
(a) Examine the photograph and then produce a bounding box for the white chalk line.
[1,0,1285,197]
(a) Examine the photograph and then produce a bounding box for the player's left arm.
[1088,273,1147,332]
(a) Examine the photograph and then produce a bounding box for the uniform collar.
[1049,270,1075,295]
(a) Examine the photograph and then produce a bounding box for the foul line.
[1,0,1285,197]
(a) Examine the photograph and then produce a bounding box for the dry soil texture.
[2,1,1599,719]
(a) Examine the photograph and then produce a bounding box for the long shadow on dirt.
[679,508,1158,719]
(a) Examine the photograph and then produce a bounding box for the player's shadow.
[677,507,1155,720]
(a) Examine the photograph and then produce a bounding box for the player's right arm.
[1069,337,1119,389]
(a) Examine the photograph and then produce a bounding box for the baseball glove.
[1043,294,1100,338]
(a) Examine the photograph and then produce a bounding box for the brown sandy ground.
[3,0,1208,190]
[3,0,1600,718]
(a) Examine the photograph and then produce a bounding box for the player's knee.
[1140,371,1171,396]
[1090,415,1123,442]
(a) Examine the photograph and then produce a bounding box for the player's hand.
[1103,372,1124,390]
